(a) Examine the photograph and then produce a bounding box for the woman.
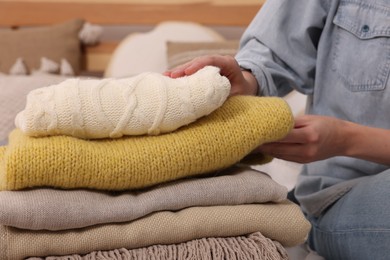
[165,0,390,259]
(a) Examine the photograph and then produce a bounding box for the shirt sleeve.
[236,0,330,97]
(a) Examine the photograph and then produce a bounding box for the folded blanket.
[15,66,230,139]
[0,202,311,259]
[0,166,287,231]
[28,232,288,260]
[0,95,293,191]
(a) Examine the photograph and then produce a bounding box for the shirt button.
[362,25,370,32]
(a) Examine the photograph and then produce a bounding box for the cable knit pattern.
[1,96,293,191]
[15,66,231,139]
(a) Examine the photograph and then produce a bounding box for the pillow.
[8,58,28,75]
[104,21,225,78]
[0,19,84,75]
[30,57,75,76]
[166,40,240,70]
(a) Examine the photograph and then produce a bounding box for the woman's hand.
[254,115,350,163]
[255,114,390,165]
[164,55,258,96]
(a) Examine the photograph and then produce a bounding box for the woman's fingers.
[164,55,237,78]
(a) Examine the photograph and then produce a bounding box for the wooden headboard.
[0,0,265,73]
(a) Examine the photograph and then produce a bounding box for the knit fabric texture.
[0,74,70,143]
[0,202,311,259]
[27,232,288,260]
[0,95,293,191]
[0,166,287,231]
[15,66,230,139]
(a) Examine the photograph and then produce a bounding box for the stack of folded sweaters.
[0,66,311,259]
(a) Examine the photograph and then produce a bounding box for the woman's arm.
[236,0,329,97]
[165,0,330,98]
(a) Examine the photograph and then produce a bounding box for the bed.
[0,0,266,145]
[0,1,318,259]
[0,0,263,74]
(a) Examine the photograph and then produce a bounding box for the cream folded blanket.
[15,66,230,139]
[0,96,293,191]
[0,166,287,231]
[0,202,311,259]
[28,232,288,260]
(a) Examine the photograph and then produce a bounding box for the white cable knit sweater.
[15,66,230,139]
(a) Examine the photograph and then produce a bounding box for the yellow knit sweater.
[0,96,293,191]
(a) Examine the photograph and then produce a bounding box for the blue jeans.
[307,170,390,260]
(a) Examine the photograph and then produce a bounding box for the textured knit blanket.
[27,232,288,260]
[0,95,293,191]
[0,166,287,231]
[16,66,230,139]
[0,74,70,143]
[0,202,310,259]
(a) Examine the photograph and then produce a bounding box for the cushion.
[0,19,84,75]
[167,40,240,69]
[104,21,224,78]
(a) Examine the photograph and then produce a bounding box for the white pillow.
[105,21,225,78]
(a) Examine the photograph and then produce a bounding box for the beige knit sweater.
[15,66,230,139]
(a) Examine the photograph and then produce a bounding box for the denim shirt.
[236,0,390,217]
